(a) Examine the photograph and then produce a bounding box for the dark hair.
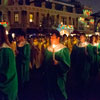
[63,34,67,38]
[0,25,10,46]
[8,34,14,43]
[50,30,60,37]
[17,30,26,38]
[80,33,86,37]
[90,35,96,43]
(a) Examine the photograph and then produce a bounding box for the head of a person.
[90,35,96,44]
[0,25,9,46]
[50,30,60,45]
[73,36,77,41]
[63,34,67,41]
[17,31,26,42]
[68,36,71,41]
[96,35,100,42]
[80,33,86,43]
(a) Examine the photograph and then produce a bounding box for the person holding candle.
[42,30,70,100]
[67,33,94,100]
[0,25,18,100]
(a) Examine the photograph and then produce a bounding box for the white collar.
[92,43,99,46]
[0,43,11,49]
[48,43,66,52]
[77,42,88,47]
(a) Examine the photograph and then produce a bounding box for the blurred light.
[12,33,15,38]
[95,32,100,35]
[87,25,90,28]
[89,34,92,37]
[6,30,9,35]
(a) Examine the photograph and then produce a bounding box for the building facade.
[0,0,94,34]
[92,11,100,33]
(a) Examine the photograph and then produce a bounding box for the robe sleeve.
[0,48,17,86]
[56,48,70,74]
[24,44,30,61]
[20,43,30,64]
[97,44,100,55]
[87,44,94,63]
[56,48,70,99]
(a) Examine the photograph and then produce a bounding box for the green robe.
[16,42,30,84]
[70,44,94,85]
[90,43,100,77]
[0,43,18,100]
[43,44,70,100]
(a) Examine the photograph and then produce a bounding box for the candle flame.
[6,30,9,35]
[12,33,15,38]
[53,44,56,48]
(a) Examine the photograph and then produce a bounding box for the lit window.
[29,14,34,22]
[14,13,19,22]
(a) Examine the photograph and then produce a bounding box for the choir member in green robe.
[42,30,70,100]
[16,32,30,100]
[90,35,100,78]
[0,25,18,100]
[68,33,94,100]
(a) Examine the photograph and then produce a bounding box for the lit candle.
[12,33,15,39]
[53,44,56,61]
[6,30,9,35]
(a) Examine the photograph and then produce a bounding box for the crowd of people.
[0,25,100,100]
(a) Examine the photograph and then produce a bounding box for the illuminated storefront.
[57,23,74,36]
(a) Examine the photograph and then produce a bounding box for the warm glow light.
[88,34,92,37]
[15,13,19,22]
[12,33,15,38]
[95,32,100,35]
[61,22,63,25]
[94,43,99,46]
[30,14,34,22]
[6,30,9,35]
[87,25,90,28]
[53,44,56,48]
[79,17,85,23]
[60,30,70,36]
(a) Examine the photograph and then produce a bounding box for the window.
[29,13,34,22]
[14,13,19,22]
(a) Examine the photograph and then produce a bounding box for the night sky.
[77,0,100,13]
[22,0,100,13]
